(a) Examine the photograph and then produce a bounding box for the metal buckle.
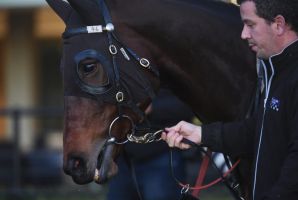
[116,91,124,102]
[109,45,117,55]
[140,58,150,68]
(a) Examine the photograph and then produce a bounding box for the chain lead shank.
[127,130,163,144]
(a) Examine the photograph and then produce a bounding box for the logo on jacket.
[269,97,280,111]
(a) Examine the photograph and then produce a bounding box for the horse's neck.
[109,0,256,122]
[109,0,245,67]
[110,0,237,27]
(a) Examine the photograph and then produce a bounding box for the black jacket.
[202,40,298,200]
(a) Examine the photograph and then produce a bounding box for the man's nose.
[241,25,250,40]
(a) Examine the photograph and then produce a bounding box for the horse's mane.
[134,0,243,47]
[158,0,240,27]
[168,0,240,22]
[111,0,236,35]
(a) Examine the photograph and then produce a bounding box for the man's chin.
[256,52,270,60]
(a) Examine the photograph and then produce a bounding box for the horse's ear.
[67,0,103,25]
[46,0,72,24]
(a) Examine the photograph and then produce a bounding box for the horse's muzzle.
[64,155,94,184]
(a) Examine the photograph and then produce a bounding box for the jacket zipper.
[252,59,275,200]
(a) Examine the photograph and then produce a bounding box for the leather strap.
[191,149,212,198]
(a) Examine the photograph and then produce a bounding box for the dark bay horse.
[46,0,256,191]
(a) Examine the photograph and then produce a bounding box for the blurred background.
[0,1,107,199]
[0,0,236,200]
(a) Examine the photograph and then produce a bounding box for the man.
[162,0,298,200]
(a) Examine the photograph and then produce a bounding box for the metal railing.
[0,107,63,191]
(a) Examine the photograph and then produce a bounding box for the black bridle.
[63,0,161,144]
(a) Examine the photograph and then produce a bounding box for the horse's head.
[46,0,160,184]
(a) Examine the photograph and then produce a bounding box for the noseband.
[63,0,161,144]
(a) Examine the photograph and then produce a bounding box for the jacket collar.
[265,39,298,73]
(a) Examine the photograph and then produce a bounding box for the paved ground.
[1,184,232,200]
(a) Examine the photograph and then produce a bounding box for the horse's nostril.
[74,160,80,168]
[63,156,92,184]
[67,157,85,172]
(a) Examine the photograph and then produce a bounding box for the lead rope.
[124,130,243,199]
[191,149,212,198]
[169,138,243,200]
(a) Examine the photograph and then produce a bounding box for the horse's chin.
[93,143,118,184]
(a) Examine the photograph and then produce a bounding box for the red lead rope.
[178,154,241,192]
[168,138,241,198]
[191,149,212,197]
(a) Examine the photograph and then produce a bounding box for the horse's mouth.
[93,142,118,184]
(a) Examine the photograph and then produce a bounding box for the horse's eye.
[78,59,108,87]
[78,59,99,77]
[82,63,97,75]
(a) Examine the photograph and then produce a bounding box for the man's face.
[240,1,278,59]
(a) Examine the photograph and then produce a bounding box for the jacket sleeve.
[264,86,298,200]
[201,115,257,157]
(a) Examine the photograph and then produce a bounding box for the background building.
[0,0,64,151]
[0,1,70,199]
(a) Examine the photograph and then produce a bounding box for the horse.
[46,0,256,196]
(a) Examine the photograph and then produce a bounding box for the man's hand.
[161,121,202,150]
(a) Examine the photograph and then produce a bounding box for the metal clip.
[232,183,240,190]
[142,133,156,143]
[127,130,163,144]
[181,184,190,194]
[153,130,163,141]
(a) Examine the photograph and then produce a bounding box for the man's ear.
[46,0,72,24]
[274,15,287,35]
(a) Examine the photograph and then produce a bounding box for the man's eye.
[246,23,255,28]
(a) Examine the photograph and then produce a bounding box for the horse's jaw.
[94,143,118,184]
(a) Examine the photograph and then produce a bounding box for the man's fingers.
[162,129,191,150]
[174,135,183,147]
[180,143,191,149]
[175,135,191,149]
[168,132,179,147]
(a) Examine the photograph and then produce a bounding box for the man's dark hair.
[237,0,298,33]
